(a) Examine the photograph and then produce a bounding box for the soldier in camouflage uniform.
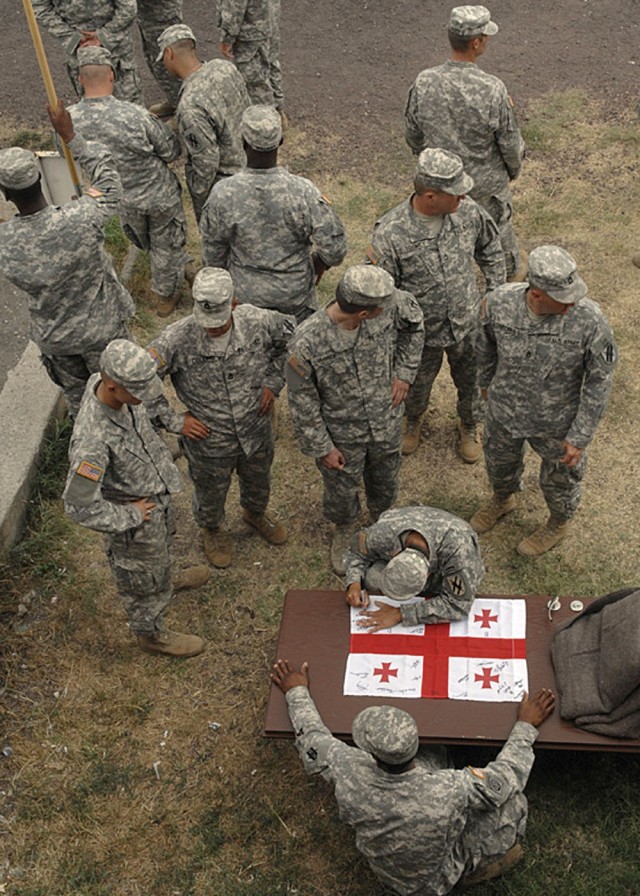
[33,0,142,104]
[145,268,291,568]
[70,46,188,318]
[63,340,208,657]
[286,265,424,575]
[158,24,250,221]
[368,148,505,461]
[267,0,284,114]
[271,659,556,895]
[404,5,524,277]
[136,0,183,115]
[344,505,484,631]
[217,0,276,107]
[201,105,347,324]
[471,246,617,557]
[0,102,134,416]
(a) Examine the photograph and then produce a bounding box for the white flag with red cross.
[343,597,527,701]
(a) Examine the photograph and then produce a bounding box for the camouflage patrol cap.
[337,265,395,309]
[77,46,114,68]
[0,147,39,190]
[352,705,419,765]
[156,23,197,60]
[380,548,430,601]
[100,339,163,401]
[242,105,282,151]
[527,246,587,304]
[192,267,234,327]
[415,148,474,195]
[449,5,498,37]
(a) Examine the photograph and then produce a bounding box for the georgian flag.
[343,598,527,701]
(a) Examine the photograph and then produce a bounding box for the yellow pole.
[21,0,82,197]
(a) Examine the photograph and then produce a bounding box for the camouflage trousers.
[405,333,483,426]
[104,493,175,636]
[483,410,587,521]
[122,200,187,298]
[268,0,284,108]
[473,189,519,279]
[40,321,130,416]
[183,435,274,531]
[136,0,183,106]
[317,434,402,526]
[68,49,143,105]
[233,39,274,106]
[459,792,528,879]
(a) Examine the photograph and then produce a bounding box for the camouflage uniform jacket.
[286,686,538,896]
[345,506,484,625]
[0,134,134,356]
[146,305,292,457]
[216,0,270,43]
[286,296,424,456]
[33,0,136,55]
[368,196,505,348]
[200,166,347,316]
[478,284,618,448]
[176,60,250,220]
[68,95,182,214]
[405,61,525,199]
[63,373,182,534]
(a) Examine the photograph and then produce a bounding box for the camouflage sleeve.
[67,133,123,219]
[217,0,250,43]
[96,0,138,50]
[392,290,425,384]
[400,567,476,625]
[144,337,186,434]
[565,318,618,449]
[180,106,221,221]
[308,187,348,269]
[285,686,356,781]
[144,111,182,164]
[473,204,507,290]
[263,311,296,396]
[476,296,498,390]
[344,528,377,587]
[459,721,537,811]
[366,224,401,284]
[285,350,334,458]
[404,83,425,155]
[199,192,231,268]
[33,0,79,50]
[495,91,525,181]
[63,445,143,534]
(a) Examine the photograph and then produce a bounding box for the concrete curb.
[0,341,66,557]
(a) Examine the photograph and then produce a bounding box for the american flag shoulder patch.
[366,245,380,265]
[76,460,103,481]
[85,187,104,199]
[147,346,165,369]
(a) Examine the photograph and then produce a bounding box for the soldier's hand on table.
[357,601,402,632]
[346,582,370,608]
[391,378,410,407]
[47,100,75,144]
[517,688,555,728]
[320,447,346,470]
[132,497,156,522]
[258,386,276,416]
[560,440,583,468]
[219,42,234,59]
[271,659,310,692]
[182,412,209,439]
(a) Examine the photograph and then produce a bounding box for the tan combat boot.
[242,510,287,544]
[156,291,181,318]
[173,565,210,592]
[402,415,423,455]
[138,629,205,657]
[202,527,232,568]
[470,493,517,534]
[330,524,352,576]
[148,100,176,118]
[517,515,570,557]
[458,420,482,464]
[461,843,523,887]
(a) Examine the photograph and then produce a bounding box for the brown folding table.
[264,590,640,753]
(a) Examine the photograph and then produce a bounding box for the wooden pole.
[21,0,82,197]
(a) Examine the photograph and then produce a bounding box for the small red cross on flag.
[474,608,499,629]
[373,662,399,683]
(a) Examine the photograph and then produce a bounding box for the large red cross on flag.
[343,598,527,701]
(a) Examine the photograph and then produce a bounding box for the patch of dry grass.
[3,92,640,895]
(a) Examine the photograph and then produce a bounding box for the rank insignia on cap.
[147,346,166,369]
[366,245,380,265]
[76,460,103,481]
[447,574,466,596]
